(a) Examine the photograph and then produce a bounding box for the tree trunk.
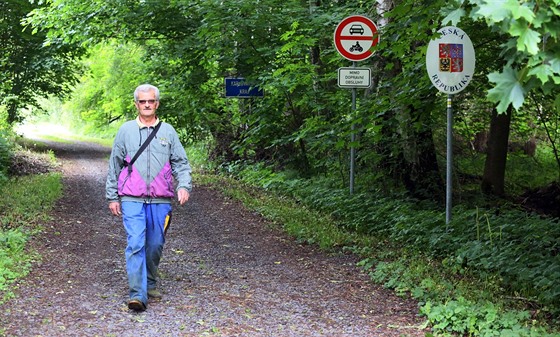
[400,105,444,201]
[7,100,20,125]
[481,106,512,196]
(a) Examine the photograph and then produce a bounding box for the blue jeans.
[121,201,172,304]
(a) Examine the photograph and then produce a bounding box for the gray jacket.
[106,118,192,203]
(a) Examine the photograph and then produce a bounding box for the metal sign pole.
[333,16,379,194]
[350,61,357,194]
[446,94,453,224]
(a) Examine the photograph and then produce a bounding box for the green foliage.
[64,42,144,136]
[0,130,14,182]
[456,149,559,198]
[216,160,560,335]
[0,228,32,293]
[504,151,560,193]
[0,171,62,300]
[24,0,368,174]
[199,166,560,335]
[279,176,560,310]
[449,209,560,308]
[0,114,20,181]
[487,68,526,112]
[443,0,560,113]
[183,140,216,173]
[0,0,84,124]
[421,297,557,337]
[21,0,560,196]
[0,172,62,229]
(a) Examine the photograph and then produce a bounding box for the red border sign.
[334,15,379,62]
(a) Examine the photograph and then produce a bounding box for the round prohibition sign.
[334,15,379,62]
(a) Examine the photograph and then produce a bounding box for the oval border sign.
[426,26,475,94]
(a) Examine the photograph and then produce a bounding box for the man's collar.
[136,116,160,128]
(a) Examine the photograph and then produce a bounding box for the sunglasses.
[137,99,157,104]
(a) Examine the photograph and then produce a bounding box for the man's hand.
[109,201,122,216]
[177,188,190,205]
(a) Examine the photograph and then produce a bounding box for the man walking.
[106,84,192,311]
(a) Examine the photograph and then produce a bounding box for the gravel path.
[0,140,427,337]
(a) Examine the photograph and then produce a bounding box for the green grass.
[14,136,52,152]
[185,141,215,173]
[456,149,559,196]
[0,172,63,301]
[504,149,560,192]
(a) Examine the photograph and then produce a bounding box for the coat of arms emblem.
[439,43,463,73]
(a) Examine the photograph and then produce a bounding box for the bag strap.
[127,121,162,173]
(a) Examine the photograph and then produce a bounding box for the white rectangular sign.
[338,67,371,88]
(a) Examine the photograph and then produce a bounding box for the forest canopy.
[9,0,556,200]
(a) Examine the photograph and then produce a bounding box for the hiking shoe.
[148,288,162,299]
[128,299,146,311]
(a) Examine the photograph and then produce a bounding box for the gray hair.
[134,84,160,101]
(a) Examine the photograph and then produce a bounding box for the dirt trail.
[0,140,427,337]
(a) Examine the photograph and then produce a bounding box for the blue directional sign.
[225,78,264,98]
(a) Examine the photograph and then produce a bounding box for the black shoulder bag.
[124,122,162,174]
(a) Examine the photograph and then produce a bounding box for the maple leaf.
[487,67,525,113]
[504,0,535,22]
[510,21,541,55]
[441,7,465,27]
[474,0,510,22]
[527,64,554,84]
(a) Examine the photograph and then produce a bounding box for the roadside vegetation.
[196,149,560,337]
[2,125,559,336]
[0,118,62,303]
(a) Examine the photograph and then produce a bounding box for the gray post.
[349,61,357,194]
[446,94,453,224]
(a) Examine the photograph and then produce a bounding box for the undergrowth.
[0,129,14,181]
[0,172,62,302]
[198,164,560,337]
